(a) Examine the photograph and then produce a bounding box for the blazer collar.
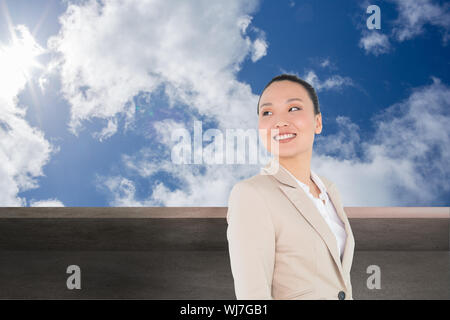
[260,157,354,287]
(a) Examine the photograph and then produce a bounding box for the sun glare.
[0,25,45,94]
[1,25,45,75]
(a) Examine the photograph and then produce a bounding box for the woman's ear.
[315,113,323,134]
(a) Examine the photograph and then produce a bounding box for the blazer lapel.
[326,183,355,279]
[260,158,353,285]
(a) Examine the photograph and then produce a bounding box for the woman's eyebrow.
[286,98,304,103]
[260,98,304,109]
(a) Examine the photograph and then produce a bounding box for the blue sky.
[1,0,449,207]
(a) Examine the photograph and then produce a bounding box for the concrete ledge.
[0,208,448,251]
[0,207,448,299]
[0,206,448,218]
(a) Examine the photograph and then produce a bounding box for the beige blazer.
[226,158,355,300]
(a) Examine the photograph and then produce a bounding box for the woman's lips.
[273,133,297,143]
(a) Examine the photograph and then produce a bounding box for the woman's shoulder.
[227,171,277,205]
[230,170,275,192]
[226,172,277,224]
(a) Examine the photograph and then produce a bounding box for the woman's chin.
[271,149,301,158]
[264,142,308,158]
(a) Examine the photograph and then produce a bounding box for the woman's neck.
[278,150,312,186]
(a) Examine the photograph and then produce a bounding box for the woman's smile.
[274,133,297,143]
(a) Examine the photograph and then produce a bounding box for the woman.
[226,74,355,300]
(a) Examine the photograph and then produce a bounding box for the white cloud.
[303,70,353,92]
[97,157,258,207]
[152,119,190,148]
[237,15,268,63]
[50,0,272,207]
[29,198,65,207]
[320,58,330,68]
[121,146,172,179]
[47,0,266,138]
[95,176,141,206]
[102,77,450,206]
[92,118,118,141]
[313,77,450,206]
[251,37,268,62]
[0,25,57,206]
[358,31,391,56]
[38,76,48,93]
[314,116,361,159]
[391,0,450,44]
[148,163,256,206]
[96,118,269,206]
[99,76,450,206]
[357,0,450,55]
[103,74,450,207]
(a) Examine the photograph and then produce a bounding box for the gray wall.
[0,208,448,299]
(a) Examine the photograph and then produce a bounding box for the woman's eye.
[262,111,272,116]
[290,106,302,111]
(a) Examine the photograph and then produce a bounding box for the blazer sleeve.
[226,181,276,300]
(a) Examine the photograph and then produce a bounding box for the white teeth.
[275,133,296,141]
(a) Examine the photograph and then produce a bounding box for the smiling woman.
[226,73,356,300]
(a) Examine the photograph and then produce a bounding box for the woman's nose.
[275,120,289,128]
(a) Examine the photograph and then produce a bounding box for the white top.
[281,165,347,261]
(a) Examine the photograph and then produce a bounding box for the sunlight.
[0,25,45,97]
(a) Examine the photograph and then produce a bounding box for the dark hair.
[257,74,320,116]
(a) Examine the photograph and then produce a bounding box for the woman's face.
[258,80,322,159]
